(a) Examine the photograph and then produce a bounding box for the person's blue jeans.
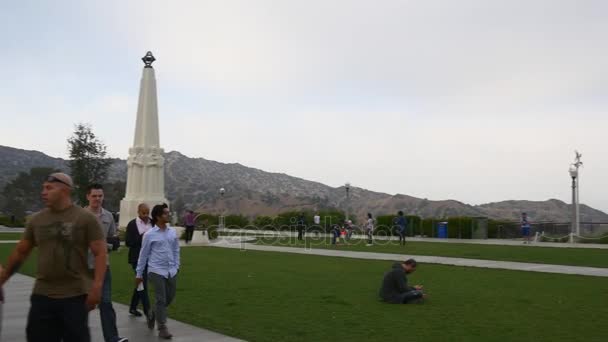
[99,266,120,342]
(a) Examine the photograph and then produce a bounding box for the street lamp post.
[569,166,577,242]
[219,187,226,229]
[345,182,351,222]
[570,151,583,239]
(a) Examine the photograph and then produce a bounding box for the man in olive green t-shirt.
[0,173,107,342]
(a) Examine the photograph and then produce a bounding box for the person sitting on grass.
[379,259,426,304]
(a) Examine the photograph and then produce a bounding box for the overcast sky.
[1,0,606,212]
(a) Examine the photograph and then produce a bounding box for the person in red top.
[183,210,196,244]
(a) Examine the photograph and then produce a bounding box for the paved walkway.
[1,274,244,342]
[206,239,608,277]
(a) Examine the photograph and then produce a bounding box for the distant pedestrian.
[521,212,532,244]
[346,220,354,240]
[394,211,408,246]
[296,213,306,241]
[313,213,321,237]
[340,226,347,244]
[183,210,195,244]
[365,213,374,246]
[331,224,340,245]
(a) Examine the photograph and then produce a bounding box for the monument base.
[191,230,210,245]
[119,197,169,228]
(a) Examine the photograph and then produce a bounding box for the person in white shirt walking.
[313,213,320,226]
[135,204,180,340]
[365,213,375,246]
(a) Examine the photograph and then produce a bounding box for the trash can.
[437,222,448,238]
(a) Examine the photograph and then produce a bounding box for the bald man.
[125,203,152,321]
[0,173,107,342]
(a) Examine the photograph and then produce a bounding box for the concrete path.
[207,239,608,278]
[1,274,244,342]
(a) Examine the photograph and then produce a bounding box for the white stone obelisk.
[119,52,168,227]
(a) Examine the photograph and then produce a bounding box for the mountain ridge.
[1,145,606,222]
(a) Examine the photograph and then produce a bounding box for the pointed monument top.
[142,51,156,68]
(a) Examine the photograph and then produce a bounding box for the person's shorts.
[522,227,530,236]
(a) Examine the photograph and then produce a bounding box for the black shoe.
[129,309,142,317]
[146,310,156,330]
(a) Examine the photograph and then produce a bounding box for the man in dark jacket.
[379,259,425,304]
[296,213,306,241]
[125,203,151,319]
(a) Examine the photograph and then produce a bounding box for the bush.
[194,213,218,228]
[375,215,396,236]
[252,216,274,229]
[266,209,345,232]
[207,225,219,239]
[0,215,25,227]
[487,219,514,239]
[420,219,435,237]
[575,235,608,244]
[224,215,250,229]
[273,211,300,230]
[405,216,422,236]
[540,235,570,243]
[374,215,422,236]
[416,217,476,238]
[317,210,345,232]
[447,217,474,239]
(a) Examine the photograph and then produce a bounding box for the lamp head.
[569,165,578,178]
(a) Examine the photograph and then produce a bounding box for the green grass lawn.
[1,244,607,342]
[0,232,23,240]
[253,237,608,268]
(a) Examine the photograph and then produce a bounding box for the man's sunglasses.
[46,176,72,188]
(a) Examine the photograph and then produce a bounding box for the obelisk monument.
[119,51,169,227]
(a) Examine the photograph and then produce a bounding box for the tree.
[100,180,125,213]
[67,123,112,205]
[171,195,185,219]
[2,167,57,218]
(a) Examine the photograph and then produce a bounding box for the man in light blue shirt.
[135,204,180,340]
